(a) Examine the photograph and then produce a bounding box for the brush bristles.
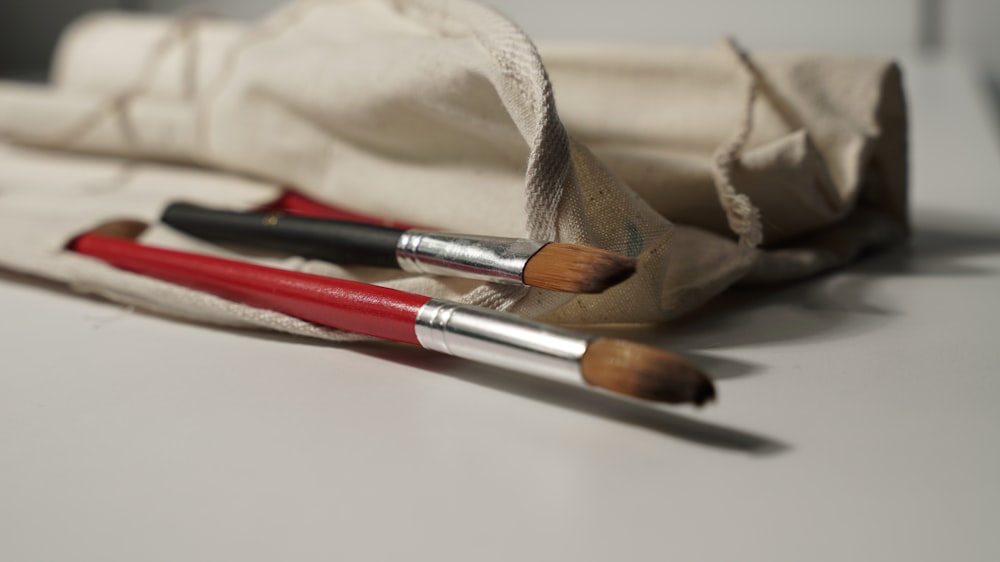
[579,338,716,406]
[90,220,149,240]
[522,243,636,294]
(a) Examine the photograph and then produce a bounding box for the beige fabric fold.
[0,0,907,335]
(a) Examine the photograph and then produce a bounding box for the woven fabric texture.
[0,0,907,338]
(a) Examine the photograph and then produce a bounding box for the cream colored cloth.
[0,0,907,336]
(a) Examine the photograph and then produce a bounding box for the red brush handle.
[70,233,431,345]
[263,191,422,230]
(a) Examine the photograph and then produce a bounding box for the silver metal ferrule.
[396,231,546,284]
[414,299,590,386]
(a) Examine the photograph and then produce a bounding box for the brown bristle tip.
[579,338,716,406]
[90,220,149,240]
[522,243,637,294]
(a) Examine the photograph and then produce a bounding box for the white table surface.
[2,56,999,561]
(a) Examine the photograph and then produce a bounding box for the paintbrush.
[261,191,418,228]
[69,232,714,406]
[161,202,636,294]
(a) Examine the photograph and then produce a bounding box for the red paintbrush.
[260,190,420,229]
[69,232,715,406]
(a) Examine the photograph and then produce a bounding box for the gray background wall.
[0,0,121,79]
[1,1,998,99]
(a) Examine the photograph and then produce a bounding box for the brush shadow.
[352,343,786,455]
[131,315,786,453]
[155,325,781,453]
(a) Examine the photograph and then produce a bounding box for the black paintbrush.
[71,231,714,406]
[161,202,636,294]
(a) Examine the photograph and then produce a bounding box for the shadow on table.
[354,342,788,456]
[592,208,1000,354]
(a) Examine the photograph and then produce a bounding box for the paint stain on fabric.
[625,221,643,257]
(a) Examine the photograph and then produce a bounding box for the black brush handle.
[161,202,405,268]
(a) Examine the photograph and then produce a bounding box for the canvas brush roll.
[0,0,907,338]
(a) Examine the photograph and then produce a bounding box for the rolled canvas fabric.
[0,0,907,337]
